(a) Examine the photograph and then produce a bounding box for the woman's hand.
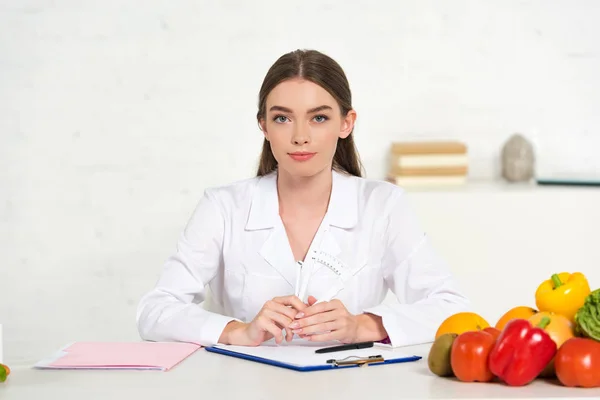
[219,295,307,346]
[290,296,388,343]
[289,296,360,343]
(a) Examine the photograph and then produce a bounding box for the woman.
[136,49,470,348]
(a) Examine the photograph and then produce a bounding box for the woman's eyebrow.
[268,105,333,113]
[269,105,293,113]
[307,105,333,113]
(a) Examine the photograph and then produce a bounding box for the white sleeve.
[363,190,471,347]
[136,190,238,346]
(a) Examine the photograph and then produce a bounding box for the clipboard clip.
[326,355,384,367]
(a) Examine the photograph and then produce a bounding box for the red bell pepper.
[488,316,557,386]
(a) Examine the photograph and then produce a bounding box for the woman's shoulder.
[199,172,275,213]
[340,171,407,203]
[202,174,267,200]
[341,173,423,236]
[334,171,410,219]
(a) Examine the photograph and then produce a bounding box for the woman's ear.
[339,110,357,139]
[258,119,269,141]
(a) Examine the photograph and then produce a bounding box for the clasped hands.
[221,295,363,346]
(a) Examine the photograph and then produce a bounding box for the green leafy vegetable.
[575,288,600,341]
[0,365,6,382]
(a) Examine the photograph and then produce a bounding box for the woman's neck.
[277,168,332,219]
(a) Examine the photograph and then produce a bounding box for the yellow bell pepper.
[535,272,591,322]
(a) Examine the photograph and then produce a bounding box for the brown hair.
[255,49,363,177]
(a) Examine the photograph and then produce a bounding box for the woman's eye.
[313,115,329,123]
[273,115,288,123]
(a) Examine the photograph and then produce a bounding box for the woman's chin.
[279,163,330,180]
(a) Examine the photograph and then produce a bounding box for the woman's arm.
[136,190,239,346]
[362,190,471,347]
[355,313,388,342]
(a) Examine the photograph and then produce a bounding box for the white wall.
[404,184,600,325]
[2,1,600,365]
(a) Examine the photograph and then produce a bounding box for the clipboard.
[205,341,422,372]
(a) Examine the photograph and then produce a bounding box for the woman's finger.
[256,315,285,344]
[269,319,294,342]
[265,300,301,321]
[295,319,340,336]
[292,309,338,330]
[262,309,293,330]
[285,327,294,342]
[272,296,307,313]
[298,300,339,318]
[274,323,293,343]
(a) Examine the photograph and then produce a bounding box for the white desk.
[1,344,599,400]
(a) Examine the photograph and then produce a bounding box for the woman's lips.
[289,152,316,161]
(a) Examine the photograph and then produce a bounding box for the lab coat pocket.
[335,260,385,315]
[307,266,345,303]
[352,263,386,311]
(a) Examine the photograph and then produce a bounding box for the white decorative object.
[501,133,535,182]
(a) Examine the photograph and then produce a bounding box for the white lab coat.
[136,169,470,347]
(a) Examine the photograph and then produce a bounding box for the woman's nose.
[292,124,311,145]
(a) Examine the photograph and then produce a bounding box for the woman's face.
[260,78,356,178]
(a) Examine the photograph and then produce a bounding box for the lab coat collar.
[328,169,359,229]
[245,169,358,231]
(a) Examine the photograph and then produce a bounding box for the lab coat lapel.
[244,170,359,288]
[327,169,359,230]
[309,170,358,276]
[245,172,296,288]
[258,224,297,287]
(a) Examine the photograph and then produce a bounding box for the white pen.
[298,261,310,302]
[294,261,303,299]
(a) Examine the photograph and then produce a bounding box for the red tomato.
[451,330,496,382]
[555,337,600,388]
[483,327,501,341]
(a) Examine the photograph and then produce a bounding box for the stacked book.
[387,141,468,187]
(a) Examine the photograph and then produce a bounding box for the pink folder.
[34,342,201,371]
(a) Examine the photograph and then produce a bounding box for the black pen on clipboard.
[315,341,374,354]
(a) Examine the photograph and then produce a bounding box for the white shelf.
[397,179,600,194]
